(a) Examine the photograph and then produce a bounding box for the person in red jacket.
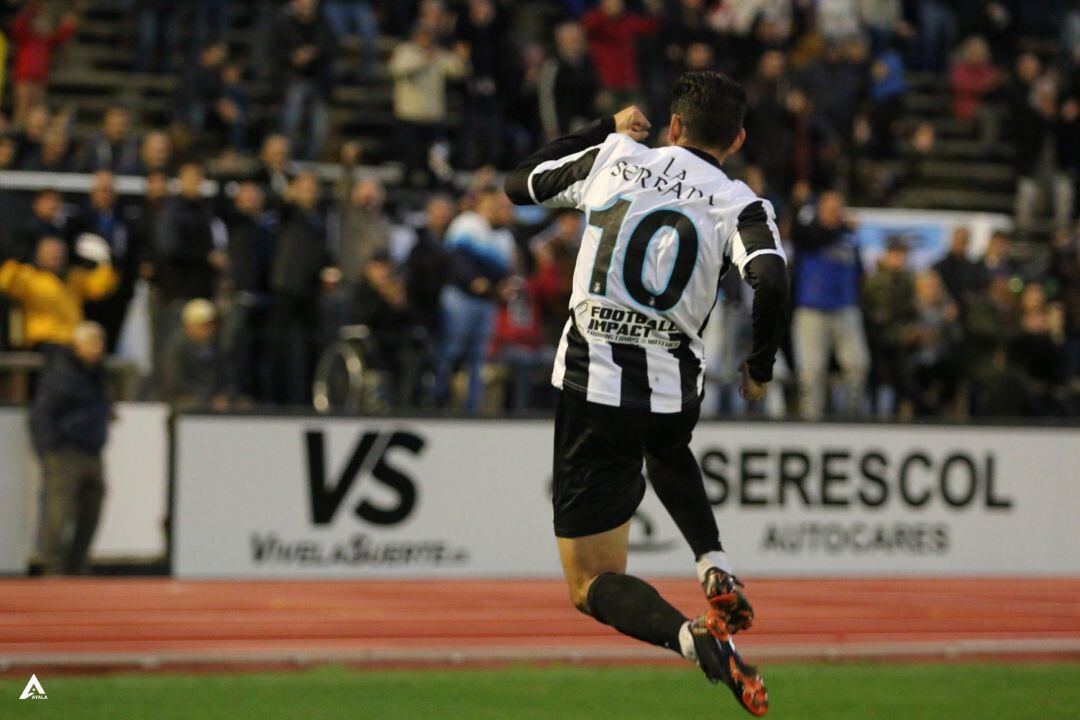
[581,0,661,107]
[10,1,78,124]
[949,35,1001,122]
[491,251,565,411]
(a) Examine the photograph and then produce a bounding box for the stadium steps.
[892,187,1016,213]
[915,160,1015,183]
[48,0,395,157]
[889,67,1047,223]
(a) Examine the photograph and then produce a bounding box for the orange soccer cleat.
[689,611,769,716]
[701,567,755,634]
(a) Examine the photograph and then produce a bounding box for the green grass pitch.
[3,662,1078,719]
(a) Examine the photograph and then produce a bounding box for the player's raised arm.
[730,202,791,401]
[504,106,651,208]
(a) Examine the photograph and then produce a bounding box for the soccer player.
[505,72,789,716]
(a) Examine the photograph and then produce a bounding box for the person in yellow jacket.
[0,235,119,350]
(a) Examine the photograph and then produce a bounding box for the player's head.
[668,71,747,158]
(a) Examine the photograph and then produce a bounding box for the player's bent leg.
[557,522,685,654]
[644,421,755,634]
[647,447,755,634]
[556,520,630,614]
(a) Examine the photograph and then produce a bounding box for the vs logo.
[305,430,425,526]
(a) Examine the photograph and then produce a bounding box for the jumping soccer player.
[505,72,789,716]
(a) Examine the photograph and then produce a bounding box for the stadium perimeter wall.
[2,408,1078,578]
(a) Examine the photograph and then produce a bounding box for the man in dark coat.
[151,162,226,375]
[29,321,111,575]
[72,171,143,352]
[268,171,332,404]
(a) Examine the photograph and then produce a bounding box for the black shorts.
[552,390,700,538]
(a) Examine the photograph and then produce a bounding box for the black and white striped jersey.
[506,118,788,414]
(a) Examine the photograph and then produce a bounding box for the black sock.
[646,446,723,558]
[586,572,687,654]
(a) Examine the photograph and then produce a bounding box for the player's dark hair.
[669,71,746,151]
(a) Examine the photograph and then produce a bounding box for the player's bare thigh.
[556,521,631,615]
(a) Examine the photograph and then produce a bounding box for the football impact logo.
[18,674,47,701]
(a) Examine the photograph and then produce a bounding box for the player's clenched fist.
[739,363,768,402]
[613,106,651,141]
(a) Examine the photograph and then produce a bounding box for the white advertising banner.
[173,415,1080,578]
[0,409,34,573]
[0,402,169,571]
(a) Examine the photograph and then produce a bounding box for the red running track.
[1,577,1079,670]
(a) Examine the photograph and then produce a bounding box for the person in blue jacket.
[433,189,516,411]
[790,190,870,419]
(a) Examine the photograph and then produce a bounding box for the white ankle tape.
[678,621,697,662]
[696,550,733,583]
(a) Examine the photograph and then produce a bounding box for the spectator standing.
[865,41,906,158]
[13,188,69,263]
[135,130,174,176]
[0,135,17,346]
[916,0,957,73]
[8,1,77,124]
[12,103,49,168]
[862,239,917,417]
[1009,283,1064,415]
[323,0,378,80]
[182,43,234,152]
[72,171,141,352]
[405,194,453,344]
[275,0,335,160]
[982,229,1018,280]
[1056,240,1080,384]
[817,0,863,41]
[791,191,870,419]
[1013,82,1078,234]
[134,0,178,74]
[388,22,469,186]
[581,0,660,107]
[253,134,293,213]
[327,171,391,336]
[964,274,1019,376]
[0,4,10,112]
[933,226,986,311]
[222,182,276,401]
[491,264,560,412]
[334,167,391,287]
[152,162,226,371]
[214,61,252,154]
[538,22,600,140]
[161,298,231,409]
[23,125,75,172]
[0,236,118,352]
[79,106,141,175]
[795,40,867,148]
[433,190,515,411]
[267,171,333,405]
[457,0,514,168]
[353,251,422,407]
[29,321,110,575]
[949,35,1003,145]
[128,171,169,282]
[858,0,910,52]
[743,51,796,199]
[909,270,961,416]
[528,210,580,348]
[191,0,232,52]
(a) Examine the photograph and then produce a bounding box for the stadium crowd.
[0,0,1078,420]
